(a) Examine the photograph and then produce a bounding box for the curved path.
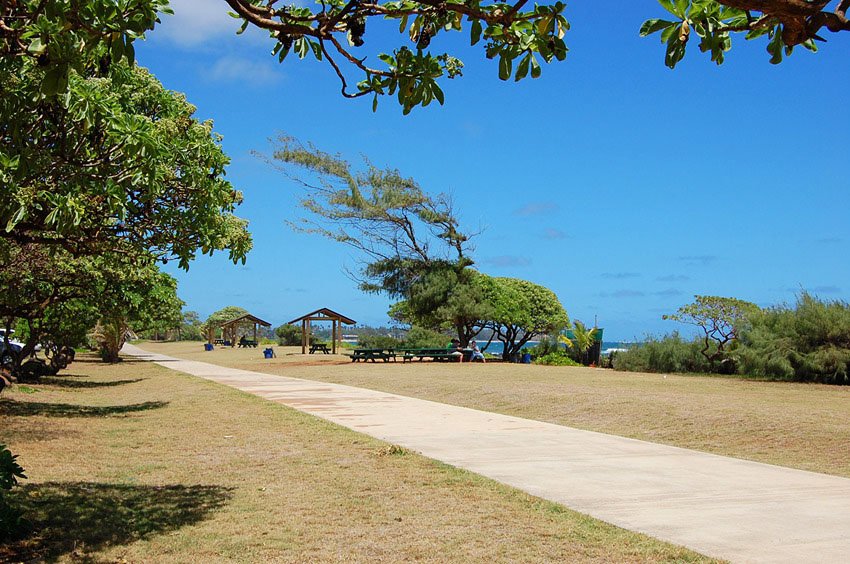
[123,344,850,563]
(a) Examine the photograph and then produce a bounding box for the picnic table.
[399,348,469,362]
[350,348,395,362]
[309,343,331,354]
[213,339,225,345]
[238,339,258,348]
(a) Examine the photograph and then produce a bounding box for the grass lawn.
[0,353,713,562]
[141,341,850,478]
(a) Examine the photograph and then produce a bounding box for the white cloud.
[514,201,559,217]
[153,0,253,47]
[208,55,282,85]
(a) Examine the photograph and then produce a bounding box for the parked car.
[0,339,22,369]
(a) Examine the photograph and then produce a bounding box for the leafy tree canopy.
[1,61,251,267]
[225,0,849,112]
[478,275,569,360]
[204,306,250,340]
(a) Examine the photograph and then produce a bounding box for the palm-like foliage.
[560,320,599,363]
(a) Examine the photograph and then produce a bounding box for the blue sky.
[136,1,850,341]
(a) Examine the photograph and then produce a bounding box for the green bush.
[358,334,402,349]
[0,444,27,541]
[403,326,450,348]
[612,332,714,374]
[737,293,850,384]
[275,324,302,346]
[534,352,581,366]
[527,335,562,358]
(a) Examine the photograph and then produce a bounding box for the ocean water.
[476,341,631,356]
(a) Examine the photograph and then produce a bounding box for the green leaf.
[640,19,674,37]
[471,20,482,46]
[27,38,46,55]
[530,55,541,78]
[515,53,531,81]
[432,83,444,104]
[498,54,512,81]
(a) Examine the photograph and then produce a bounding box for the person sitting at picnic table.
[447,338,464,362]
[469,341,486,363]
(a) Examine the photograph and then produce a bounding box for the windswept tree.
[479,276,569,361]
[663,295,760,370]
[270,135,494,343]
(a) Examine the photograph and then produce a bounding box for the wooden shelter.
[216,313,271,345]
[287,308,357,354]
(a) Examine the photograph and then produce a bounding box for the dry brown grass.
[141,341,850,478]
[1,352,712,563]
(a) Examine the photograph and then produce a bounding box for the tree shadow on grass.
[2,481,233,562]
[0,399,168,418]
[38,377,145,389]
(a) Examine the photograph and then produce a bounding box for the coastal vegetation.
[614,293,850,385]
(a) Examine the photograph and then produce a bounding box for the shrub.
[275,324,302,346]
[358,334,402,349]
[612,332,713,374]
[403,326,450,348]
[527,335,562,358]
[534,352,581,366]
[0,444,27,541]
[736,293,850,384]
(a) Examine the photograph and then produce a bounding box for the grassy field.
[140,341,850,478]
[0,353,713,562]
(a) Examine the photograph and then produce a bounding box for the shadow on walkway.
[2,481,233,562]
[0,399,168,418]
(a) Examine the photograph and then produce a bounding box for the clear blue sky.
[136,1,850,341]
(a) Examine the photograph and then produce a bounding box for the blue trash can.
[204,343,214,351]
[263,348,275,359]
[521,352,532,364]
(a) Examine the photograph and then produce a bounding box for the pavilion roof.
[220,313,272,328]
[287,308,356,326]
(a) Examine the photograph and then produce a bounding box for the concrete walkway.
[123,344,850,563]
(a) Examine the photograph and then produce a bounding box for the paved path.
[124,344,850,563]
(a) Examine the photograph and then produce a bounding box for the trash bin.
[204,343,214,352]
[521,352,532,364]
[263,348,275,359]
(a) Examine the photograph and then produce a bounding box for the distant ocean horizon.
[476,340,634,355]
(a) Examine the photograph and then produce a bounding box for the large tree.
[269,135,491,343]
[2,61,251,266]
[478,275,569,361]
